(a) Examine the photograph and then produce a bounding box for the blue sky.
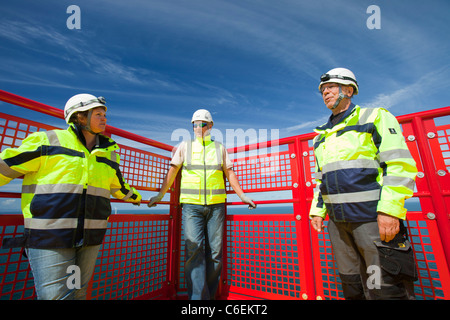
[0,1,449,210]
[1,0,449,143]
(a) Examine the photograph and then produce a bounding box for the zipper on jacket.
[203,139,207,205]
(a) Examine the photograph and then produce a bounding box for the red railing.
[0,89,449,300]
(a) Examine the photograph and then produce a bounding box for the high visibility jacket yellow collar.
[0,126,141,249]
[179,136,226,205]
[69,123,118,153]
[193,134,213,145]
[314,103,357,133]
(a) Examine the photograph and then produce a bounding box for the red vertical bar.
[167,172,182,299]
[219,204,230,300]
[412,116,450,268]
[289,139,316,300]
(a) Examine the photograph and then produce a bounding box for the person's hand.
[239,193,256,209]
[377,212,399,242]
[311,216,324,232]
[147,193,163,208]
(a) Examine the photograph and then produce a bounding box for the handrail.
[397,106,450,122]
[0,89,174,152]
[227,133,317,154]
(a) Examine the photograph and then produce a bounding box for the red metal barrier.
[0,90,449,300]
[220,114,450,300]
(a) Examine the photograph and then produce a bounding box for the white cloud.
[2,199,17,206]
[0,19,185,92]
[362,65,450,112]
[285,115,328,133]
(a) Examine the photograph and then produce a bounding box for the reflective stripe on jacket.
[0,125,141,249]
[309,104,417,222]
[179,136,227,205]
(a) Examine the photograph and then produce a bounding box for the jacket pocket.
[181,176,202,201]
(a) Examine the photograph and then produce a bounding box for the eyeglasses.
[193,122,208,128]
[320,84,339,94]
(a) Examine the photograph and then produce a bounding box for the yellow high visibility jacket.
[179,136,227,205]
[0,125,141,249]
[309,104,417,222]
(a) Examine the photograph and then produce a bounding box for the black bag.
[374,224,418,282]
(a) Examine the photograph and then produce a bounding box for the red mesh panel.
[0,112,57,152]
[115,144,171,192]
[227,151,292,193]
[87,215,171,300]
[406,213,450,299]
[224,214,309,300]
[436,124,450,172]
[0,215,35,300]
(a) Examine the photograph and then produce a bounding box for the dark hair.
[68,110,89,125]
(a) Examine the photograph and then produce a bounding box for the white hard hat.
[319,68,359,95]
[191,109,213,124]
[64,94,107,124]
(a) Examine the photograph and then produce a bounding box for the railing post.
[219,202,230,300]
[289,139,316,300]
[412,116,450,268]
[167,172,182,299]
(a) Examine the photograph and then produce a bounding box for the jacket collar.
[68,124,117,152]
[194,134,213,144]
[315,103,357,132]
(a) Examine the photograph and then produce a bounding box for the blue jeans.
[182,203,225,300]
[26,245,101,300]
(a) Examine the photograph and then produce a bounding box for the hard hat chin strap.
[80,109,98,135]
[331,85,349,109]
